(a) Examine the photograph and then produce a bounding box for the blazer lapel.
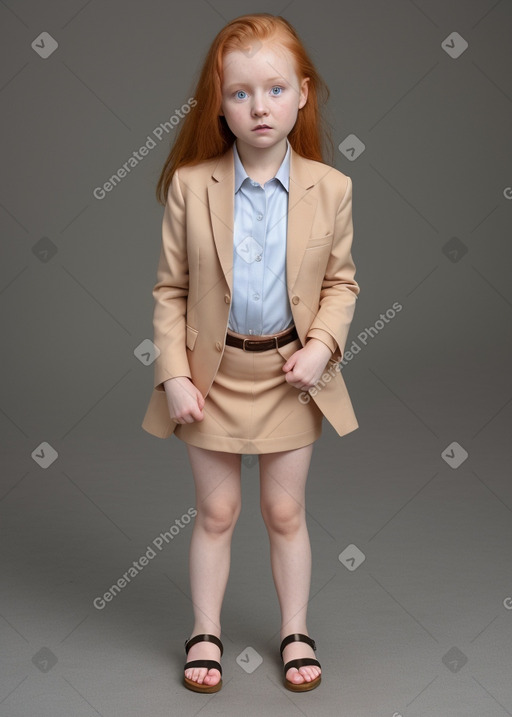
[207,144,318,296]
[286,146,318,291]
[207,149,235,293]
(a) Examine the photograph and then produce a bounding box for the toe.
[186,667,205,684]
[287,667,305,683]
[204,669,220,685]
[289,666,321,683]
[308,666,321,679]
[193,668,205,684]
[185,667,221,686]
[286,666,321,683]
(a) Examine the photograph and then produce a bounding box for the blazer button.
[291,295,300,305]
[215,341,223,351]
[224,294,230,304]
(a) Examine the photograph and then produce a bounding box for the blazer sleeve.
[152,167,192,391]
[305,175,360,359]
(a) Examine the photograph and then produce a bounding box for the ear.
[299,77,309,109]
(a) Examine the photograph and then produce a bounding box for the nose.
[251,90,269,117]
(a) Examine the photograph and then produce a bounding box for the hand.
[282,339,334,391]
[163,376,205,424]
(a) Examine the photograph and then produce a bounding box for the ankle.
[280,627,308,640]
[191,627,221,639]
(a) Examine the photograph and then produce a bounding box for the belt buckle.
[242,336,279,351]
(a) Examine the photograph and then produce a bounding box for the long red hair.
[155,13,334,205]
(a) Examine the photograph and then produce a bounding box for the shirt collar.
[233,137,291,193]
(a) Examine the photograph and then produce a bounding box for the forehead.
[222,43,297,85]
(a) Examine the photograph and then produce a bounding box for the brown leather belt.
[225,325,298,351]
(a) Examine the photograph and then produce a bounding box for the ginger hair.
[155,13,334,205]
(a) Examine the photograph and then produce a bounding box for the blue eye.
[236,90,247,99]
[271,86,282,95]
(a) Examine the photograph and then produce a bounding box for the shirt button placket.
[254,187,266,333]
[247,184,264,333]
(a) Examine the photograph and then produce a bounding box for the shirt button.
[292,295,300,305]
[224,294,230,303]
[255,254,262,261]
[256,213,263,221]
[253,293,260,300]
[215,341,222,351]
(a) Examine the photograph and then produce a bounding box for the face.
[219,42,309,152]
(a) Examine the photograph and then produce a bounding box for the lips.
[253,125,271,130]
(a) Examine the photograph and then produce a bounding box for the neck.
[235,138,288,178]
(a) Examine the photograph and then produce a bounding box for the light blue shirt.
[227,138,294,336]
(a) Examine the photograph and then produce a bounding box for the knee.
[198,500,240,535]
[261,500,303,535]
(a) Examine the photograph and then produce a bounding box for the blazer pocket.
[186,324,198,351]
[305,232,333,249]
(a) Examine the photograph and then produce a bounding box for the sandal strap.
[184,659,222,676]
[283,657,321,673]
[279,632,316,657]
[184,633,223,657]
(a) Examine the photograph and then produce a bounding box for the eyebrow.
[224,77,288,91]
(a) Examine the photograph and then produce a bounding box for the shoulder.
[304,159,352,207]
[177,155,220,180]
[297,155,351,201]
[309,158,350,189]
[168,155,223,203]
[177,148,231,185]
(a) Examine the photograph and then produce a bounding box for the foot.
[184,635,222,688]
[281,634,322,685]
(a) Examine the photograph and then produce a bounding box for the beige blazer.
[141,143,360,439]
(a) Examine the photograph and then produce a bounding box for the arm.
[152,168,193,391]
[305,175,360,359]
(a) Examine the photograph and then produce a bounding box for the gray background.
[1,0,512,715]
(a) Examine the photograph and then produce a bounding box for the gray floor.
[2,357,512,716]
[2,0,512,714]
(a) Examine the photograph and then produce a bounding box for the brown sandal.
[280,633,322,691]
[183,633,223,693]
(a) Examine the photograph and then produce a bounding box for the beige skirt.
[173,327,323,454]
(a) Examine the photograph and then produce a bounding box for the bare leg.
[259,443,321,686]
[183,444,242,687]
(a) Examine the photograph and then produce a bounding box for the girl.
[141,13,360,693]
